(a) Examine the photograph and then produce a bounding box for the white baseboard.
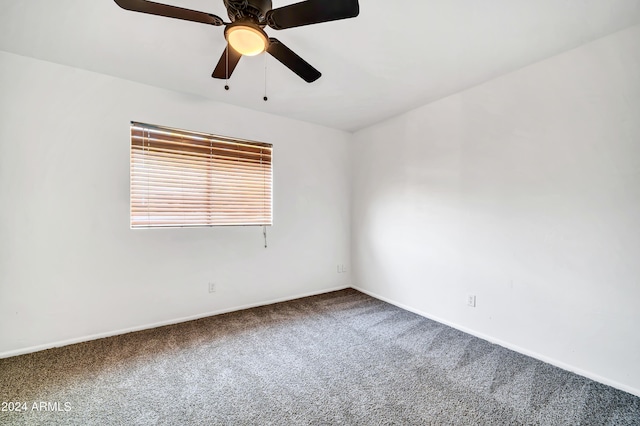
[351,285,640,398]
[0,285,350,360]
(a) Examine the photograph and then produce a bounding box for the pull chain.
[263,52,268,101]
[225,44,230,91]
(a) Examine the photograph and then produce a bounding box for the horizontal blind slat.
[131,155,271,174]
[132,145,271,165]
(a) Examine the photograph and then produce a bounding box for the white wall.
[0,51,351,356]
[351,25,640,395]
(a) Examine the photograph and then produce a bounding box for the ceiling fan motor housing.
[224,0,272,23]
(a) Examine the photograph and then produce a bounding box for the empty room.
[1,0,639,424]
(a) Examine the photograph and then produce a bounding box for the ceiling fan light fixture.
[225,24,268,56]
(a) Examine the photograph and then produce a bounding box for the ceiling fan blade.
[266,0,359,30]
[212,45,243,79]
[114,0,224,26]
[266,38,321,83]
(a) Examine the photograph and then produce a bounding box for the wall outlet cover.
[467,295,476,307]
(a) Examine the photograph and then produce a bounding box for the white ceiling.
[1,1,639,131]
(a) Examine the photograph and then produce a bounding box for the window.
[130,122,272,228]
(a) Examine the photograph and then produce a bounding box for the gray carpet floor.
[1,288,639,425]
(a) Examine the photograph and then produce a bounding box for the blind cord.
[263,226,267,248]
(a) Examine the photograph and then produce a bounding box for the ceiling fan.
[114,0,360,83]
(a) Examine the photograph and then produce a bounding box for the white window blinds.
[130,122,272,228]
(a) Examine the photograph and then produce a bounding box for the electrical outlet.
[208,282,216,293]
[467,294,476,307]
[341,265,347,273]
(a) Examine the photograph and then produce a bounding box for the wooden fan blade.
[114,0,224,26]
[266,38,321,83]
[266,0,359,30]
